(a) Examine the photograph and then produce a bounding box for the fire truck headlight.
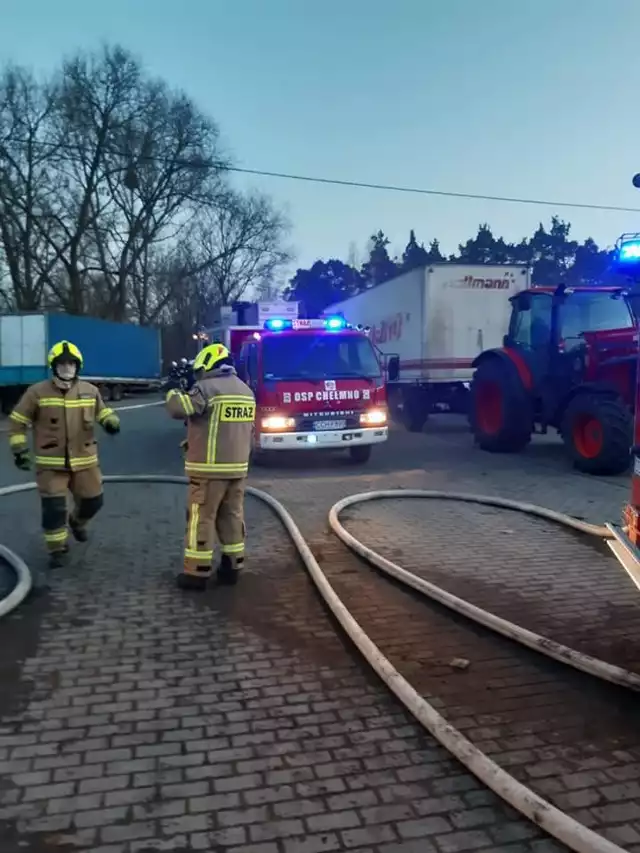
[360,408,387,426]
[261,415,295,430]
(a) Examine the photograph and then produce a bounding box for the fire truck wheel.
[561,393,632,476]
[470,358,531,453]
[349,445,372,464]
[250,449,270,467]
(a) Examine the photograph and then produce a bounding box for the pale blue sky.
[2,0,639,281]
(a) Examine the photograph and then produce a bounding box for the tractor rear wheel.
[469,359,532,453]
[561,394,631,475]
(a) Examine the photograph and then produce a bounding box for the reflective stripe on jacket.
[8,379,116,471]
[166,365,255,479]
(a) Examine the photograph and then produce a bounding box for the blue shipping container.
[0,313,161,386]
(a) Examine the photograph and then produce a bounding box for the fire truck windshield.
[262,333,382,381]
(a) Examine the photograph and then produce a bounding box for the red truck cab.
[210,308,388,463]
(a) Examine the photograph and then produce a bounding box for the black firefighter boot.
[69,517,89,543]
[69,495,104,543]
[216,555,241,586]
[49,546,69,569]
[176,571,208,591]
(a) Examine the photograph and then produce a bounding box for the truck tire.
[470,359,531,453]
[561,394,631,475]
[349,445,372,464]
[401,389,429,433]
[387,387,404,425]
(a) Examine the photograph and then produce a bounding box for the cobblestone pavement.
[253,426,640,851]
[0,408,638,852]
[341,500,640,673]
[311,510,640,850]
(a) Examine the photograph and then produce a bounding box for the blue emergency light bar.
[263,316,349,331]
[325,316,347,330]
[264,318,293,331]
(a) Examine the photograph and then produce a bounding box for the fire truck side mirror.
[387,355,400,382]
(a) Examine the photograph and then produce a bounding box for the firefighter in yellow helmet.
[166,342,255,591]
[7,340,121,568]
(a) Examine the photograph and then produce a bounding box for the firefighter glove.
[103,414,120,435]
[13,450,32,471]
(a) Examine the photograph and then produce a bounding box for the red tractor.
[469,283,638,475]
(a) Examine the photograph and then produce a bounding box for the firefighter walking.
[7,340,121,567]
[166,343,255,591]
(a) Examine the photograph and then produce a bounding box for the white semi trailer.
[325,263,531,431]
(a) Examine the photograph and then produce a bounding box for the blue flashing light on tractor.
[619,240,640,262]
[615,233,640,271]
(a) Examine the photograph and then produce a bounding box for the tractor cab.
[505,286,637,401]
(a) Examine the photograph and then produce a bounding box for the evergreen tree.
[360,230,398,287]
[401,229,429,271]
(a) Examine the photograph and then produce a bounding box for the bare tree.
[90,62,229,320]
[186,189,291,326]
[0,65,61,309]
[24,44,227,320]
[0,258,13,309]
[29,45,142,314]
[130,187,290,332]
[0,44,290,332]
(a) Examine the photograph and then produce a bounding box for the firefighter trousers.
[36,468,104,553]
[184,478,246,578]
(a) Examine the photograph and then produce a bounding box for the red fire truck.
[205,302,389,463]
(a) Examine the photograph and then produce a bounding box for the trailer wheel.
[401,389,429,433]
[561,393,631,475]
[111,384,124,402]
[349,445,372,464]
[386,386,404,424]
[470,359,531,453]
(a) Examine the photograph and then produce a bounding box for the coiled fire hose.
[0,475,635,853]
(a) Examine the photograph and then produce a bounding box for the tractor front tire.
[561,394,631,476]
[470,359,532,453]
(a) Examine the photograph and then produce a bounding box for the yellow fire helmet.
[48,340,84,369]
[192,343,230,373]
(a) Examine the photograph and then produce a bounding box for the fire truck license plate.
[313,419,346,431]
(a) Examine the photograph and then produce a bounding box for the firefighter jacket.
[166,365,255,480]
[8,379,119,472]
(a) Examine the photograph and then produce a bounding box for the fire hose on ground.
[0,475,636,853]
